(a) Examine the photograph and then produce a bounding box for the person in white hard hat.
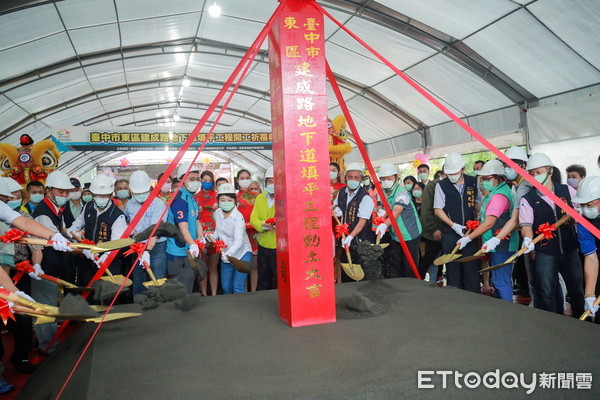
[167,163,203,294]
[433,153,481,292]
[519,153,584,317]
[456,160,519,301]
[250,166,277,290]
[124,170,168,296]
[573,176,600,322]
[375,162,422,278]
[213,183,252,294]
[66,174,129,285]
[236,170,260,292]
[333,163,375,280]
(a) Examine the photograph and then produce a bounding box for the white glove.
[451,223,465,237]
[95,253,109,269]
[375,223,387,238]
[333,207,342,218]
[28,263,44,280]
[65,230,74,239]
[342,235,353,248]
[262,222,272,231]
[139,251,151,267]
[189,243,200,257]
[221,253,230,264]
[82,249,96,261]
[522,237,535,254]
[51,232,72,252]
[482,237,501,253]
[377,209,386,217]
[15,291,35,304]
[197,235,206,245]
[585,297,599,317]
[456,236,472,250]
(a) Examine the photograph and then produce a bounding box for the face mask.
[347,180,360,190]
[54,195,69,207]
[186,181,200,193]
[482,180,496,192]
[418,173,429,181]
[404,183,413,191]
[329,171,338,181]
[567,178,579,189]
[219,201,235,212]
[29,194,44,203]
[69,191,81,201]
[161,183,171,193]
[7,199,21,209]
[266,184,275,195]
[116,190,130,199]
[381,180,394,190]
[534,173,549,185]
[94,197,110,209]
[412,190,422,199]
[504,167,518,181]
[448,173,462,184]
[582,206,599,220]
[202,182,214,191]
[82,195,93,203]
[134,192,149,203]
[362,179,370,186]
[238,179,251,189]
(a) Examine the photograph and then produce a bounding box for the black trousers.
[257,245,277,290]
[387,237,421,278]
[442,231,480,293]
[418,237,442,279]
[0,314,33,363]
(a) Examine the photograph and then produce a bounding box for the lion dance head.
[328,115,352,174]
[0,134,61,186]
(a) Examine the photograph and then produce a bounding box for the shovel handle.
[142,261,159,285]
[332,215,353,263]
[0,291,44,311]
[579,296,600,321]
[450,229,473,256]
[39,274,78,289]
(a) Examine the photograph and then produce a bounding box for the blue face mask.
[7,199,21,210]
[202,182,214,191]
[346,180,360,190]
[504,167,518,181]
[29,194,44,203]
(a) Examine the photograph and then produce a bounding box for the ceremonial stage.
[19,278,600,399]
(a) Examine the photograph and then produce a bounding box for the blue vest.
[167,188,199,256]
[439,175,478,234]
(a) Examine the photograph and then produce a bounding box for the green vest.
[480,182,519,252]
[386,183,422,242]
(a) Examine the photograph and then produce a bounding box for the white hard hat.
[46,170,75,190]
[177,162,199,179]
[478,159,504,176]
[90,174,114,195]
[345,162,363,174]
[573,176,600,204]
[444,153,465,174]
[378,163,398,178]
[526,153,554,171]
[504,146,528,162]
[3,177,23,193]
[265,166,274,179]
[129,170,151,193]
[217,183,236,196]
[0,178,14,197]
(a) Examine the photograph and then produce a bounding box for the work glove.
[51,232,72,252]
[482,237,501,253]
[333,207,342,218]
[221,252,230,264]
[585,297,598,317]
[342,235,353,248]
[189,243,200,257]
[451,223,465,237]
[377,209,386,217]
[262,222,272,231]
[82,249,96,261]
[14,291,36,304]
[95,253,109,269]
[522,237,535,254]
[28,263,44,281]
[139,251,151,267]
[375,223,388,238]
[456,236,472,250]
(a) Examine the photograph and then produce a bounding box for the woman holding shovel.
[213,184,252,294]
[455,160,519,301]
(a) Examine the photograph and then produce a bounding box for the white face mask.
[266,184,275,195]
[329,171,338,180]
[381,180,394,190]
[582,205,599,219]
[186,181,200,193]
[238,179,251,189]
[161,183,171,193]
[69,191,82,201]
[134,192,149,203]
[94,197,110,209]
[448,173,462,184]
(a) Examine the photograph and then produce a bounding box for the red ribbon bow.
[265,217,276,225]
[212,240,227,253]
[80,239,96,245]
[536,222,557,241]
[372,216,387,226]
[194,239,205,250]
[0,299,15,326]
[12,260,34,285]
[0,228,27,243]
[123,241,146,257]
[465,220,480,231]
[335,223,350,239]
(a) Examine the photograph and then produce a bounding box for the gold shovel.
[333,216,364,281]
[20,237,135,254]
[433,228,474,266]
[142,261,167,288]
[206,234,252,273]
[455,249,485,263]
[579,296,600,321]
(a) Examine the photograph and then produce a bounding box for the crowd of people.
[0,147,599,392]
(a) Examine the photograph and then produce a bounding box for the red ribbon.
[0,228,27,243]
[194,239,206,251]
[465,220,480,231]
[536,222,557,241]
[123,242,146,257]
[265,217,276,225]
[0,299,15,326]
[212,240,227,253]
[80,239,96,245]
[12,260,34,285]
[372,216,386,226]
[334,223,350,239]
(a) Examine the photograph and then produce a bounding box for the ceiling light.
[173,114,180,122]
[182,78,191,87]
[208,2,221,18]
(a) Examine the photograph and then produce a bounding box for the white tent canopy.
[1,0,599,176]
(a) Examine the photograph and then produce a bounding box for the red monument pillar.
[268,0,336,327]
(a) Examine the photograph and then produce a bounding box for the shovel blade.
[33,315,56,325]
[142,278,167,288]
[434,253,462,266]
[91,238,136,253]
[227,256,253,273]
[100,275,133,287]
[455,251,485,263]
[84,312,142,323]
[341,262,365,281]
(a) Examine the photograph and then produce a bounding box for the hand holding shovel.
[434,220,480,266]
[333,215,364,281]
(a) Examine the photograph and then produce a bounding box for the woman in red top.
[156,172,173,204]
[236,169,261,292]
[330,162,346,283]
[194,170,219,296]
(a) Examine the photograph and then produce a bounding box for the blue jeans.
[133,241,167,295]
[489,251,513,301]
[221,252,252,294]
[533,250,584,317]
